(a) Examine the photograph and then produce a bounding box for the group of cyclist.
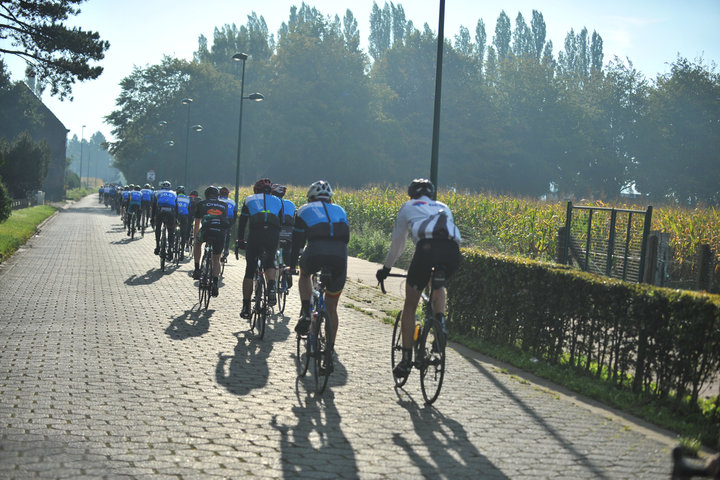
[103,176,462,383]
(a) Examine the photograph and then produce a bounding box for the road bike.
[171,224,182,267]
[127,208,138,239]
[159,224,168,272]
[274,249,291,314]
[296,269,332,394]
[250,258,269,339]
[380,267,448,405]
[197,241,214,311]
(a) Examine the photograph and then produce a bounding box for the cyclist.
[121,185,131,228]
[153,180,178,259]
[217,186,236,262]
[127,185,143,235]
[290,180,349,374]
[140,183,153,228]
[376,178,462,379]
[235,178,283,318]
[272,183,295,287]
[192,186,229,297]
[176,186,191,260]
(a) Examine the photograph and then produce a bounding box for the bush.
[0,176,10,223]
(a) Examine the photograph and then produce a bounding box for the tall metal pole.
[79,125,85,189]
[233,54,248,210]
[429,0,446,190]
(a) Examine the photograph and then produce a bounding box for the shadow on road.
[125,267,165,286]
[165,307,211,339]
[465,357,611,479]
[270,379,358,478]
[215,331,271,395]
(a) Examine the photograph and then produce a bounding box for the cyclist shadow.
[270,379,358,478]
[165,307,211,340]
[393,392,505,478]
[125,268,165,286]
[110,237,134,245]
[215,331,272,396]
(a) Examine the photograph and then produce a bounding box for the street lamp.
[79,125,85,189]
[232,52,264,209]
[181,98,193,188]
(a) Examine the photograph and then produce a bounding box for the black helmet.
[219,186,230,197]
[176,185,185,194]
[204,185,219,199]
[408,178,435,199]
[190,190,199,197]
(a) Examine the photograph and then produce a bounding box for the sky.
[2,0,719,144]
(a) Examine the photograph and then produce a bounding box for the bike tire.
[252,276,266,339]
[160,227,167,272]
[296,332,310,377]
[419,318,446,405]
[391,312,410,387]
[200,248,212,311]
[277,271,288,314]
[313,310,330,395]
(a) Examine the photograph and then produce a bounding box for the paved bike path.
[0,196,679,478]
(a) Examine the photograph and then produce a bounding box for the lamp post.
[79,125,85,189]
[429,0,446,189]
[232,52,264,209]
[181,98,193,188]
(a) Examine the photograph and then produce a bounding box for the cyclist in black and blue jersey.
[140,183,153,228]
[127,185,143,235]
[290,180,349,374]
[176,186,191,260]
[218,186,236,262]
[153,181,178,259]
[121,185,131,227]
[376,178,462,378]
[272,183,295,287]
[235,178,283,318]
[192,186,229,297]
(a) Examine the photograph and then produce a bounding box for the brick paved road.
[0,196,679,479]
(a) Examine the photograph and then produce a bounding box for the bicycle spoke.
[419,319,446,404]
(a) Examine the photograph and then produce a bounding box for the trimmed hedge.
[447,248,720,409]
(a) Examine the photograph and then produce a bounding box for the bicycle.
[296,269,332,394]
[127,208,137,239]
[274,249,291,315]
[172,224,182,267]
[159,224,168,272]
[672,446,718,479]
[250,258,269,339]
[380,267,448,405]
[197,241,213,311]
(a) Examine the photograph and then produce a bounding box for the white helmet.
[307,180,333,201]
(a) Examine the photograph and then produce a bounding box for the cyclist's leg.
[154,215,163,254]
[241,240,260,317]
[192,228,203,279]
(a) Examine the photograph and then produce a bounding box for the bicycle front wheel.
[277,272,288,314]
[313,311,330,395]
[252,276,267,339]
[296,332,310,377]
[160,228,167,272]
[419,318,446,405]
[391,312,409,387]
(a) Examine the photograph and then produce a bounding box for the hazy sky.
[2,0,719,144]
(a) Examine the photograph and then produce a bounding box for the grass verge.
[0,205,57,262]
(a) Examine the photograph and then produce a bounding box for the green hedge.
[447,248,720,409]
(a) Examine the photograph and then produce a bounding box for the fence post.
[637,206,653,283]
[563,201,572,265]
[606,209,617,276]
[643,233,659,284]
[696,244,713,291]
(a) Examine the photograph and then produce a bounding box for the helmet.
[176,185,185,194]
[253,178,272,194]
[190,190,199,197]
[219,186,230,197]
[160,180,171,189]
[204,185,219,199]
[144,183,151,189]
[134,185,141,191]
[408,178,435,199]
[307,180,332,202]
[271,184,286,198]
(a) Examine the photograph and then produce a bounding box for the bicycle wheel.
[173,231,181,266]
[199,249,212,311]
[391,312,410,387]
[296,331,311,377]
[277,271,288,314]
[252,276,267,339]
[130,213,136,239]
[419,317,446,405]
[160,227,167,272]
[313,311,330,394]
[141,211,145,236]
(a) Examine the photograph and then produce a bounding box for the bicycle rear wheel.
[252,276,267,339]
[160,227,167,272]
[313,311,330,394]
[391,312,410,387]
[199,249,212,311]
[419,318,446,404]
[277,271,288,314]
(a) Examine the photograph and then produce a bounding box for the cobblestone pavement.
[0,196,681,479]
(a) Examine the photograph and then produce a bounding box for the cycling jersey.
[383,195,461,271]
[219,196,236,222]
[129,190,142,206]
[177,194,190,216]
[194,199,229,230]
[122,190,130,204]
[141,188,153,203]
[156,190,178,209]
[280,199,296,226]
[239,193,282,229]
[290,200,349,270]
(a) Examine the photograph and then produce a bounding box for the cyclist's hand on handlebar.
[289,267,298,275]
[376,266,391,283]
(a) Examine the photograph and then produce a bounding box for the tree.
[493,11,511,61]
[530,10,546,61]
[0,131,50,197]
[0,0,109,98]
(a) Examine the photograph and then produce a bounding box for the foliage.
[0,0,109,98]
[0,204,55,261]
[0,175,11,222]
[0,131,50,197]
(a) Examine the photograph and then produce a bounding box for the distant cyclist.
[376,178,462,379]
[176,186,191,259]
[290,180,349,374]
[121,185,131,228]
[217,186,236,262]
[153,181,178,259]
[140,184,153,228]
[192,186,229,297]
[127,185,143,234]
[272,183,295,286]
[235,178,283,318]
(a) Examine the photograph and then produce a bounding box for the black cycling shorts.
[244,227,280,279]
[299,239,348,295]
[157,207,176,227]
[197,227,226,254]
[406,239,461,291]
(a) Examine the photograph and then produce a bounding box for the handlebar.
[378,273,407,295]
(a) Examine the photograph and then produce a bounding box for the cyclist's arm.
[236,204,249,241]
[383,206,411,269]
[289,218,307,270]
